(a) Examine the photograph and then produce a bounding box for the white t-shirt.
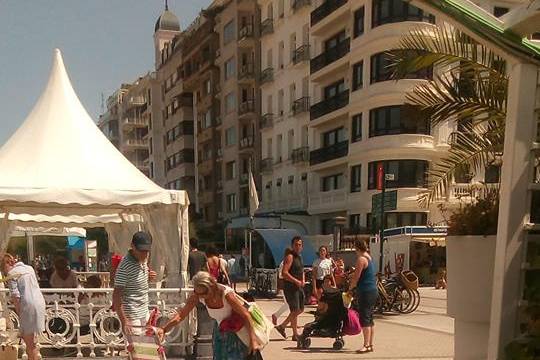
[312,258,333,280]
[200,284,234,324]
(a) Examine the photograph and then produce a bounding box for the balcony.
[240,136,254,150]
[260,18,274,36]
[260,113,273,130]
[311,0,347,26]
[238,24,254,44]
[292,96,310,116]
[261,158,273,173]
[293,0,311,12]
[122,117,148,127]
[126,96,146,107]
[309,140,348,166]
[292,44,310,65]
[310,38,350,74]
[239,100,256,117]
[239,63,255,81]
[125,138,149,148]
[292,146,310,164]
[310,90,349,121]
[260,67,274,84]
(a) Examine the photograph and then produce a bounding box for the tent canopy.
[0,49,190,286]
[255,229,317,267]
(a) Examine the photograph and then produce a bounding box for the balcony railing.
[309,140,349,165]
[261,158,273,173]
[0,288,194,358]
[238,24,254,40]
[292,146,310,163]
[293,0,311,12]
[311,0,348,26]
[260,18,274,36]
[125,138,149,147]
[310,90,349,120]
[292,96,310,115]
[261,113,274,129]
[239,100,256,116]
[240,136,254,149]
[239,63,255,80]
[310,38,350,74]
[292,44,310,65]
[260,67,274,84]
[127,96,146,106]
[123,117,148,126]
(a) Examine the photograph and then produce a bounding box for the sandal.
[291,335,299,342]
[355,346,372,354]
[275,325,286,339]
[271,314,278,326]
[368,345,374,352]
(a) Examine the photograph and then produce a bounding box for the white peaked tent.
[0,49,190,286]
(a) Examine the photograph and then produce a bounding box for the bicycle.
[375,271,420,314]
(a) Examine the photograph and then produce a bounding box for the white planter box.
[447,235,497,360]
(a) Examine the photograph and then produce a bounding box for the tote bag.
[234,296,274,350]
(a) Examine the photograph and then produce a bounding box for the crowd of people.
[1,231,380,360]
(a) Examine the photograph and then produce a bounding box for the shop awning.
[254,229,317,266]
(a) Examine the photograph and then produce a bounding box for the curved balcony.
[292,146,310,164]
[239,100,256,117]
[311,0,347,26]
[310,38,350,74]
[260,18,274,36]
[292,44,310,65]
[260,67,274,84]
[310,90,349,121]
[292,96,310,116]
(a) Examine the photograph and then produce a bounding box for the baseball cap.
[132,231,152,251]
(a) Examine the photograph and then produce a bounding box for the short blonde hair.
[0,253,16,274]
[192,271,216,293]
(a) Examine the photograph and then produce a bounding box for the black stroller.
[296,287,349,350]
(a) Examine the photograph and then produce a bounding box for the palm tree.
[388,26,508,206]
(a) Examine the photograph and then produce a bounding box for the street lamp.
[333,216,347,252]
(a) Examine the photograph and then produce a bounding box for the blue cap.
[132,231,152,251]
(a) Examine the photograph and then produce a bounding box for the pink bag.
[343,308,362,336]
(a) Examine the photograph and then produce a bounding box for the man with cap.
[113,231,157,339]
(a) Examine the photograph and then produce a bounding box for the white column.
[488,62,539,359]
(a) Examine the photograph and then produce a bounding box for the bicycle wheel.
[395,287,414,314]
[407,288,420,313]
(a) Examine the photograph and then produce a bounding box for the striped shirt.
[114,251,149,320]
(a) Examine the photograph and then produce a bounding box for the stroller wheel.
[333,339,344,350]
[297,336,311,349]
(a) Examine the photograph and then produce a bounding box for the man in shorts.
[274,236,304,341]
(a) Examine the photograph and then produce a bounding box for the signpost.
[372,165,397,272]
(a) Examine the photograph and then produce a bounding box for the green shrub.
[446,191,499,236]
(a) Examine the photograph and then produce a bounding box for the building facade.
[258,0,312,215]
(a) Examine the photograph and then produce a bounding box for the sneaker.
[275,325,286,339]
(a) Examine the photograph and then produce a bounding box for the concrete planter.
[447,235,497,360]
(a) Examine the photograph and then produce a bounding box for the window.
[372,0,435,27]
[353,7,365,38]
[351,165,361,192]
[226,193,237,212]
[493,7,509,17]
[485,165,501,184]
[224,20,235,44]
[386,212,427,228]
[371,51,432,83]
[321,219,334,235]
[351,114,362,142]
[321,173,344,192]
[324,31,346,51]
[349,214,362,232]
[225,57,236,80]
[369,105,429,137]
[368,160,428,189]
[225,127,236,146]
[202,110,212,129]
[225,92,236,113]
[323,127,346,147]
[226,161,237,180]
[352,61,363,91]
[324,80,345,99]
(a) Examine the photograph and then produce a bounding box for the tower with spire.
[153,0,181,69]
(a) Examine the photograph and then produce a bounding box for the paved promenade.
[259,288,454,360]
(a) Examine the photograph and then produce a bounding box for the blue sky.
[0,0,211,146]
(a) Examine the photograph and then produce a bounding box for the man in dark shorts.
[275,236,304,341]
[187,238,207,279]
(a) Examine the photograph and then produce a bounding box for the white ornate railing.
[0,288,195,359]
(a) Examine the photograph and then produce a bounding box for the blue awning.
[254,229,317,267]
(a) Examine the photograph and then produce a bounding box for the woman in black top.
[274,236,304,341]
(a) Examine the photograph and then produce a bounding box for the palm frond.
[388,26,506,79]
[406,71,507,128]
[418,127,505,207]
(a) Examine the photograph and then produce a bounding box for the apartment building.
[98,77,153,178]
[258,0,312,215]
[303,0,529,235]
[150,7,197,204]
[214,0,261,221]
